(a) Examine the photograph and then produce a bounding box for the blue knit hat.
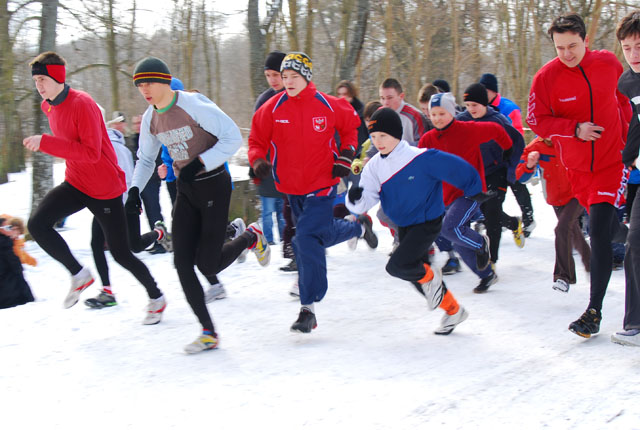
[429,93,456,117]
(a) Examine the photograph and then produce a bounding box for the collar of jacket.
[47,84,70,106]
[290,81,317,100]
[435,118,456,134]
[558,48,593,71]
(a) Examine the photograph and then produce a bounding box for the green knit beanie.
[133,57,172,86]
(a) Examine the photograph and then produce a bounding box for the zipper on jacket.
[578,65,595,172]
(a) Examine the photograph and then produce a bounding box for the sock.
[154,228,164,241]
[103,286,113,295]
[245,230,258,249]
[302,304,315,313]
[439,290,460,315]
[417,263,434,284]
[360,224,365,238]
[203,328,214,337]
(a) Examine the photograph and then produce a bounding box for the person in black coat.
[0,217,35,309]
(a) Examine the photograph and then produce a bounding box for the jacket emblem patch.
[312,117,327,132]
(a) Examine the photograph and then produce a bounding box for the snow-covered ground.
[1,162,639,430]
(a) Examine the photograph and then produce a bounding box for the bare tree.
[337,0,369,83]
[247,0,282,100]
[31,0,57,212]
[0,0,30,183]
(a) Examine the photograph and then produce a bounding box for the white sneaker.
[421,266,444,311]
[611,329,640,347]
[344,215,358,250]
[184,334,219,354]
[230,218,248,263]
[63,267,94,308]
[204,283,227,303]
[143,295,167,325]
[247,222,271,266]
[289,280,300,298]
[552,279,570,293]
[434,306,469,335]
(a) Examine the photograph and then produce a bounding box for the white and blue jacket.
[346,140,482,227]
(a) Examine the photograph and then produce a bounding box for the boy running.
[612,10,640,346]
[249,52,377,333]
[347,108,493,334]
[23,52,166,324]
[129,57,269,353]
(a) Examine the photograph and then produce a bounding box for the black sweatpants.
[509,181,534,224]
[172,167,253,333]
[588,203,624,311]
[481,169,518,263]
[90,211,158,287]
[386,216,443,292]
[28,181,161,299]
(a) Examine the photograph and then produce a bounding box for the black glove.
[468,190,497,204]
[253,158,272,178]
[180,157,204,182]
[332,149,355,178]
[124,187,142,215]
[348,186,364,204]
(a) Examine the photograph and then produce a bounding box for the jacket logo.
[312,117,327,132]
[276,119,290,123]
[408,176,415,181]
[559,96,577,102]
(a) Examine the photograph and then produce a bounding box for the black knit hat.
[463,83,489,106]
[479,73,498,93]
[368,108,403,140]
[264,51,286,71]
[432,79,451,93]
[133,57,172,86]
[281,52,313,82]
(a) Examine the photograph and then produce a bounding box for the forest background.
[0,0,637,210]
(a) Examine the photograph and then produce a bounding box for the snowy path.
[1,165,639,429]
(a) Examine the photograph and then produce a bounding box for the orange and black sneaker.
[569,308,601,338]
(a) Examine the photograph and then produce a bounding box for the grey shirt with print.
[131,90,243,191]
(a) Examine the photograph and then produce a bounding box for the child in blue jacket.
[346,108,492,334]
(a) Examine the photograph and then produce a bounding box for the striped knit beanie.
[133,57,172,86]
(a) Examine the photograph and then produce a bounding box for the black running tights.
[588,202,621,311]
[28,182,161,299]
[173,168,253,333]
[90,211,158,287]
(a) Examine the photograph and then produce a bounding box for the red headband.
[31,63,66,84]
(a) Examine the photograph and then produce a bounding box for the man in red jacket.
[22,52,166,324]
[249,52,378,333]
[527,14,631,338]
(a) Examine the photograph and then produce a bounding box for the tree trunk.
[0,0,24,183]
[450,0,460,97]
[200,1,214,99]
[248,0,267,100]
[287,0,299,51]
[338,0,369,82]
[304,0,314,56]
[183,0,194,89]
[587,0,604,44]
[106,0,119,112]
[31,0,58,213]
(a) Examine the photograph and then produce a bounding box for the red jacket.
[248,81,360,195]
[526,49,631,174]
[516,137,574,206]
[418,120,512,206]
[39,88,125,200]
